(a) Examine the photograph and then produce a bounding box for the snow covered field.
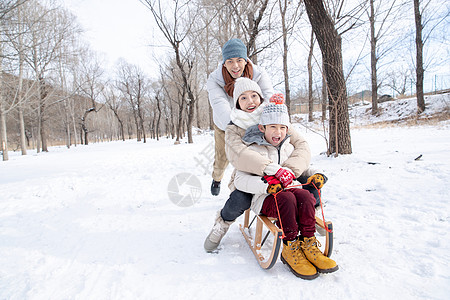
[1,95,449,299]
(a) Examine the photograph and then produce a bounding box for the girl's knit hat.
[259,93,290,127]
[222,38,248,63]
[233,77,263,108]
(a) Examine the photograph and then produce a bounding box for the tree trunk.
[36,104,41,153]
[0,51,8,161]
[18,108,27,155]
[18,26,27,155]
[205,23,214,130]
[370,0,378,115]
[71,101,78,146]
[279,0,291,114]
[304,0,352,155]
[308,30,314,122]
[38,77,48,152]
[246,0,269,64]
[176,94,185,143]
[413,0,425,113]
[174,48,195,143]
[65,103,71,148]
[156,97,162,141]
[0,110,8,161]
[187,101,194,143]
[119,120,125,141]
[321,60,327,121]
[139,110,146,143]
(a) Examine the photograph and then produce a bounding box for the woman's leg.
[212,125,229,182]
[220,189,253,222]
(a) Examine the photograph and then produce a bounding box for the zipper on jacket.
[275,135,290,165]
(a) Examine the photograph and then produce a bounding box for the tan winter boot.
[280,239,318,280]
[300,236,339,273]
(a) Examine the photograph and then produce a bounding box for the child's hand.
[275,168,295,187]
[306,173,328,189]
[262,175,281,185]
[267,183,283,194]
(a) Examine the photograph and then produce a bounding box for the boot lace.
[289,240,307,263]
[301,237,322,255]
[210,221,228,243]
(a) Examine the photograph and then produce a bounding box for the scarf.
[230,103,266,130]
[222,60,254,97]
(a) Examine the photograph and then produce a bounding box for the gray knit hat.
[222,38,248,63]
[260,102,290,127]
[233,77,263,108]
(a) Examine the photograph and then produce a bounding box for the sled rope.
[273,189,286,239]
[273,183,332,238]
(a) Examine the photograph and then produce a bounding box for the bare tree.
[278,0,303,114]
[77,55,105,145]
[20,2,79,152]
[104,84,126,141]
[412,0,449,112]
[115,60,149,143]
[0,0,32,160]
[141,0,202,143]
[159,67,177,139]
[222,0,270,63]
[307,29,314,122]
[149,81,164,140]
[304,0,352,155]
[386,68,413,97]
[368,0,402,115]
[321,60,327,121]
[413,0,425,112]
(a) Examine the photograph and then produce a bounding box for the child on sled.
[232,99,338,279]
[204,78,314,252]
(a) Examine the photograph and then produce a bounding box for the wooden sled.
[239,208,334,269]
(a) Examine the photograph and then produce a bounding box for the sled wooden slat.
[239,211,282,269]
[240,209,334,269]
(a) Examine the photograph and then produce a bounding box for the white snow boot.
[204,211,234,252]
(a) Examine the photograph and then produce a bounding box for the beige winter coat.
[225,123,311,180]
[232,128,299,214]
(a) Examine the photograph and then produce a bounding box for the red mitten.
[275,168,295,187]
[262,175,281,185]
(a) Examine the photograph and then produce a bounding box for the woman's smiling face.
[237,91,261,113]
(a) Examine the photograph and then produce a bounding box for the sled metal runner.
[239,209,334,269]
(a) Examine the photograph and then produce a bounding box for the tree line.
[1,0,448,161]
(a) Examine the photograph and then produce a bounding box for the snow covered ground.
[1,94,449,299]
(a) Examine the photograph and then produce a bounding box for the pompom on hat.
[222,38,248,63]
[233,77,263,108]
[270,93,284,104]
[260,93,290,127]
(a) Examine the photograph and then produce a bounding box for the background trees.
[0,0,448,160]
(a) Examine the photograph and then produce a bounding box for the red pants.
[261,188,316,241]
